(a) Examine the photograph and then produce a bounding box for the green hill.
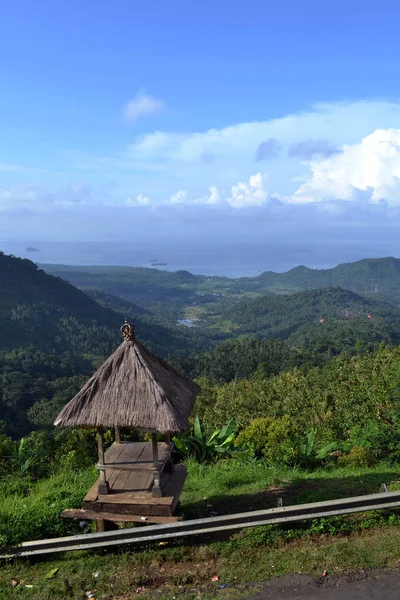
[216,286,400,344]
[233,257,400,301]
[0,252,202,357]
[41,257,400,308]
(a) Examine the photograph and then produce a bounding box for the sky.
[1,0,400,269]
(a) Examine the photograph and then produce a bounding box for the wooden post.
[164,432,173,473]
[97,428,110,495]
[96,519,105,532]
[152,432,162,498]
[115,427,121,444]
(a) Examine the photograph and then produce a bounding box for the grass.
[180,458,400,518]
[0,469,98,547]
[3,524,400,599]
[2,458,400,599]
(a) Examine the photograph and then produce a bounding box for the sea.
[0,239,379,278]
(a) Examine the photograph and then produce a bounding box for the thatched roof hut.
[54,320,201,433]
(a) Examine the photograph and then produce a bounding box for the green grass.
[0,469,98,547]
[180,458,400,518]
[2,459,400,599]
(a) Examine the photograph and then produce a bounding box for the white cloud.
[205,186,221,204]
[62,99,400,205]
[136,192,150,205]
[170,190,188,204]
[125,193,150,206]
[227,173,269,208]
[128,100,400,164]
[166,174,269,208]
[122,89,166,123]
[292,128,400,205]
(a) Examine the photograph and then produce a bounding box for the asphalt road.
[247,569,400,599]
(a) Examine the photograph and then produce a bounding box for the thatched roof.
[54,323,201,432]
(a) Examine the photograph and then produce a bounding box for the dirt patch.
[246,568,400,599]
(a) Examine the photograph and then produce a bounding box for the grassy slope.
[2,460,400,599]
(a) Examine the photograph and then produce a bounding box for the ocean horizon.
[0,240,388,278]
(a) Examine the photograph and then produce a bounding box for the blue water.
[0,240,305,277]
[0,239,390,278]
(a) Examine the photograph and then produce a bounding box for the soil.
[246,568,400,599]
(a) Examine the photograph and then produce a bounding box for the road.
[247,569,400,599]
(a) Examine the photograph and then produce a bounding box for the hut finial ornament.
[120,319,135,341]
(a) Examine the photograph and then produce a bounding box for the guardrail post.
[381,483,388,493]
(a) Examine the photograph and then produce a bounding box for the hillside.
[41,257,400,314]
[0,252,202,357]
[211,287,400,344]
[237,257,400,300]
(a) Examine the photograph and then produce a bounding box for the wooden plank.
[164,465,187,513]
[61,509,181,523]
[113,468,132,493]
[104,442,145,466]
[107,469,121,490]
[99,442,171,472]
[96,492,174,505]
[105,442,129,464]
[123,469,153,493]
[83,501,173,517]
[84,480,100,502]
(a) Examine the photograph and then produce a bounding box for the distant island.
[26,247,40,252]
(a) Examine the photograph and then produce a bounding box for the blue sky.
[1,0,400,268]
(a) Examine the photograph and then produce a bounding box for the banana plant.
[12,438,42,474]
[173,416,237,463]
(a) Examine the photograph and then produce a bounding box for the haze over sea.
[1,240,397,278]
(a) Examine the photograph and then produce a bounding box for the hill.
[40,257,400,314]
[211,287,400,344]
[0,252,203,357]
[236,257,400,300]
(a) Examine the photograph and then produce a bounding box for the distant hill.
[233,257,400,302]
[41,257,400,307]
[216,287,400,344]
[0,252,202,357]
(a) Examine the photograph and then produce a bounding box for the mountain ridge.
[0,252,201,357]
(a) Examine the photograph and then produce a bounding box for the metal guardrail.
[2,490,400,559]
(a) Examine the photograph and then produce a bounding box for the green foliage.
[174,338,290,384]
[53,428,99,470]
[0,468,97,547]
[0,346,93,438]
[0,430,14,475]
[173,416,237,463]
[338,445,377,467]
[218,287,400,349]
[236,416,304,466]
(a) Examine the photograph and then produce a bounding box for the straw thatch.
[54,338,201,432]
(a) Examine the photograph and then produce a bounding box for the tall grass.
[0,468,97,546]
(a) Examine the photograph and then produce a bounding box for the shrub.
[0,431,14,475]
[338,445,377,467]
[349,421,400,463]
[236,416,303,466]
